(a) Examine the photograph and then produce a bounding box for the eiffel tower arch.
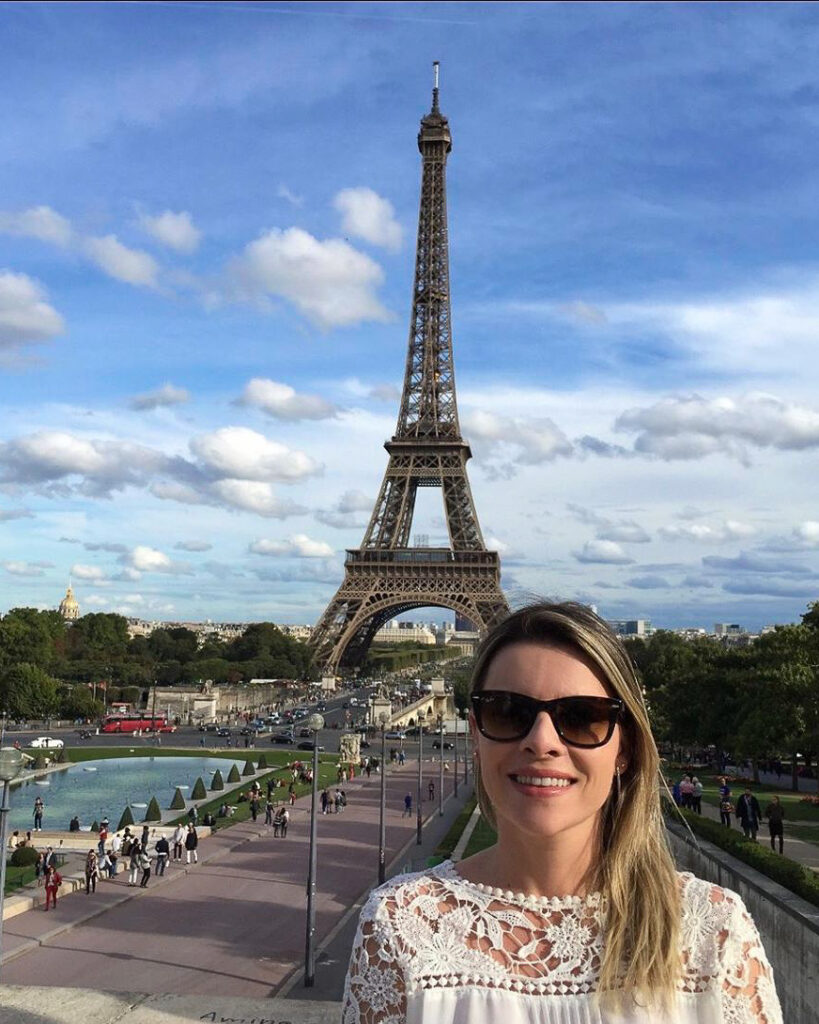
[310,65,509,677]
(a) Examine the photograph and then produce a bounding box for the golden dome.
[59,584,80,621]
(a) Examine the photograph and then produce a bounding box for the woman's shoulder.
[358,861,457,924]
[677,871,755,947]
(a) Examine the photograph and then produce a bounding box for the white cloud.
[249,534,334,558]
[70,564,108,581]
[276,185,303,207]
[3,560,50,577]
[0,206,72,247]
[0,508,33,521]
[139,210,201,252]
[130,383,190,411]
[236,378,337,420]
[795,521,819,546]
[333,187,402,251]
[230,227,390,329]
[659,520,756,543]
[616,393,819,461]
[84,234,159,288]
[314,488,373,529]
[190,426,319,481]
[122,545,192,575]
[572,540,634,565]
[463,409,573,471]
[0,271,65,350]
[210,479,307,518]
[174,540,212,552]
[567,504,650,543]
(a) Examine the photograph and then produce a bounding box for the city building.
[58,584,80,621]
[608,619,653,637]
[714,623,746,637]
[373,620,436,645]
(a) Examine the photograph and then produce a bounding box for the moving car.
[216,728,231,737]
[30,736,64,749]
[432,739,454,750]
[271,732,295,744]
[385,730,406,740]
[297,741,325,751]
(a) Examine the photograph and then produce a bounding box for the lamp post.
[0,746,25,977]
[303,712,325,988]
[464,720,469,785]
[453,713,459,799]
[416,722,423,845]
[438,714,444,816]
[378,710,389,884]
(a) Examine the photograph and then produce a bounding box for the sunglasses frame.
[470,691,624,748]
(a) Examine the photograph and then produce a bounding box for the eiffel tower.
[310,64,509,677]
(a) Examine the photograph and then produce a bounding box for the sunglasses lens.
[553,698,618,747]
[477,693,535,741]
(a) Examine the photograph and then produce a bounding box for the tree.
[227,764,240,784]
[191,777,207,800]
[59,684,104,720]
[0,608,64,670]
[170,788,186,810]
[144,796,162,822]
[210,769,224,791]
[0,663,60,719]
[117,806,135,831]
[242,759,255,777]
[65,613,128,661]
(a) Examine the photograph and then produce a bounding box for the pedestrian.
[289,783,296,807]
[719,793,734,828]
[691,776,703,815]
[97,823,108,858]
[33,796,44,831]
[128,840,141,885]
[84,849,100,894]
[321,788,329,814]
[265,798,274,825]
[735,787,762,841]
[43,864,61,911]
[139,846,152,887]
[34,851,45,887]
[185,823,198,864]
[679,775,694,810]
[279,807,289,837]
[765,795,785,854]
[155,834,170,876]
[403,793,412,817]
[399,750,405,766]
[172,822,185,861]
[342,600,784,1022]
[141,824,150,848]
[121,827,133,857]
[111,830,122,862]
[43,846,57,871]
[428,780,435,802]
[250,793,259,822]
[334,789,342,813]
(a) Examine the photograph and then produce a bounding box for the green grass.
[698,778,819,825]
[4,864,36,895]
[463,816,497,858]
[434,796,477,859]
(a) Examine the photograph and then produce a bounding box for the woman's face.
[471,641,625,847]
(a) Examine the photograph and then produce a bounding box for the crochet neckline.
[436,858,603,911]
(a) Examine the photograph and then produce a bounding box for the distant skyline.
[2,2,819,631]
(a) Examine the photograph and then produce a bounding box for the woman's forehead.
[482,640,613,697]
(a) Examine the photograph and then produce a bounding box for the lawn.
[3,864,36,896]
[698,776,819,824]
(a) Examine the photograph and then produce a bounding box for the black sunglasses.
[470,691,624,748]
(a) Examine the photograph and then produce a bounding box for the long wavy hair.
[470,601,680,1009]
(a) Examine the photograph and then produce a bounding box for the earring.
[615,763,622,801]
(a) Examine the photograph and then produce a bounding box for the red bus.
[100,714,175,734]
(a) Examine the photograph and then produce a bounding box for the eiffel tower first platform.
[309,65,509,677]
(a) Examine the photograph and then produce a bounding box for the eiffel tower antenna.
[309,67,509,677]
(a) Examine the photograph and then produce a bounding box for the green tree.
[0,663,60,719]
[0,608,64,670]
[117,806,135,831]
[58,683,104,720]
[191,777,207,800]
[144,796,162,821]
[242,759,255,777]
[170,788,186,810]
[227,764,240,784]
[210,769,224,791]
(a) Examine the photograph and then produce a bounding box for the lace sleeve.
[341,892,407,1024]
[716,887,783,1024]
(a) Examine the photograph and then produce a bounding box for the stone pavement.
[0,760,474,1022]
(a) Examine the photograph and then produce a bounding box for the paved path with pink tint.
[1,762,464,998]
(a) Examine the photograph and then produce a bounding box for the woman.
[43,864,61,911]
[342,602,783,1023]
[185,823,198,864]
[128,840,142,886]
[138,846,152,887]
[84,849,100,894]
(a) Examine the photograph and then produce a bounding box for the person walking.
[97,822,108,858]
[128,840,142,886]
[679,775,694,810]
[428,779,435,803]
[403,792,413,818]
[43,864,61,911]
[249,793,259,822]
[320,788,329,815]
[138,846,152,887]
[719,792,734,828]
[172,823,185,862]
[84,849,100,894]
[735,787,762,841]
[334,789,342,814]
[265,798,274,825]
[33,796,44,831]
[766,795,785,854]
[185,823,198,864]
[155,834,170,876]
[691,776,703,815]
[279,807,289,837]
[34,851,45,887]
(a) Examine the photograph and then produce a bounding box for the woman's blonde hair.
[470,601,680,1009]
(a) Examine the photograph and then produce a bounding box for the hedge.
[117,806,135,831]
[191,777,207,800]
[227,764,240,784]
[170,788,186,810]
[242,759,255,777]
[10,845,39,868]
[210,769,224,791]
[144,796,162,822]
[665,802,819,909]
[257,754,268,769]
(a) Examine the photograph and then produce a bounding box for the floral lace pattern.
[341,861,783,1023]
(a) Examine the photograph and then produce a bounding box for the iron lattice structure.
[309,72,509,676]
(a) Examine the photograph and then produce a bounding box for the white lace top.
[341,860,782,1024]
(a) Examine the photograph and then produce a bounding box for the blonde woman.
[342,602,782,1023]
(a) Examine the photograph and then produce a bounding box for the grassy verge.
[3,865,36,895]
[463,817,497,858]
[698,779,819,824]
[665,800,819,909]
[434,796,477,859]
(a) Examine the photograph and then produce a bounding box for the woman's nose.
[521,709,567,755]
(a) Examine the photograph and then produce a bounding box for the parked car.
[271,732,295,744]
[76,729,93,739]
[297,741,325,751]
[385,731,406,740]
[432,739,454,750]
[298,727,313,738]
[216,728,231,737]
[204,722,219,732]
[30,736,64,749]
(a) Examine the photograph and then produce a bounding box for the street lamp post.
[303,712,325,988]
[0,746,25,977]
[378,711,389,884]
[453,714,459,799]
[416,723,423,845]
[464,723,469,785]
[438,715,444,816]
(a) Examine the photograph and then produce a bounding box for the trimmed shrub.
[117,806,135,831]
[33,755,46,770]
[191,777,207,800]
[170,788,186,810]
[242,759,255,777]
[227,764,241,784]
[52,746,66,763]
[257,754,268,769]
[144,796,162,822]
[210,769,224,791]
[90,820,100,834]
[10,845,39,868]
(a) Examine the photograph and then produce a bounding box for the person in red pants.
[44,865,62,910]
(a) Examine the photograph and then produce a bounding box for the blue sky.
[2,1,819,631]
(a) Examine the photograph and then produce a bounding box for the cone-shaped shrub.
[211,769,224,791]
[117,805,135,831]
[227,764,241,784]
[257,754,268,769]
[144,796,162,822]
[91,820,100,833]
[242,759,255,777]
[191,777,207,800]
[170,787,186,810]
[33,755,46,770]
